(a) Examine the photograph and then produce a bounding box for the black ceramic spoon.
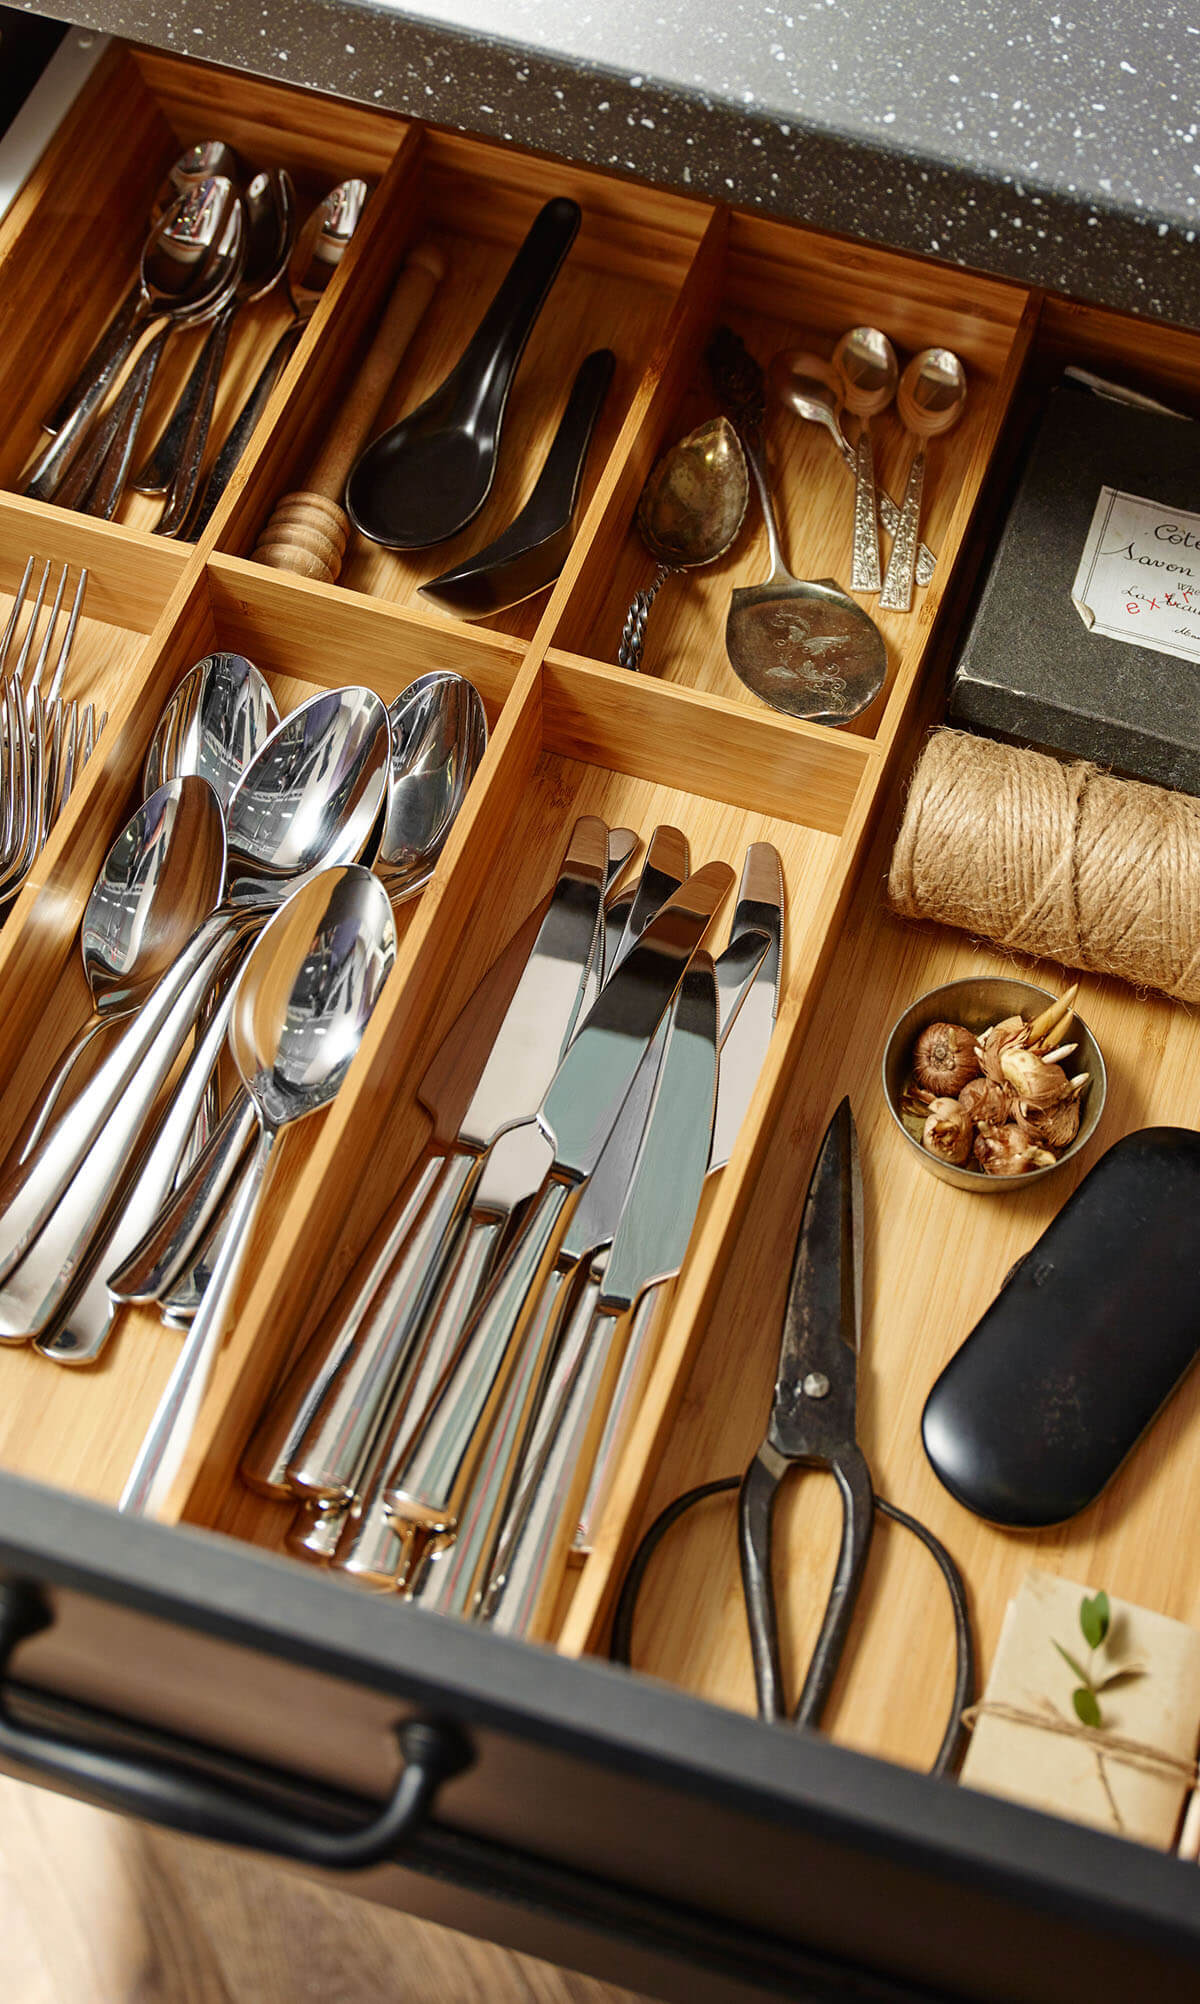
[346,196,582,549]
[418,347,615,618]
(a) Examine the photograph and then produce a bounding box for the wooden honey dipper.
[253,242,446,583]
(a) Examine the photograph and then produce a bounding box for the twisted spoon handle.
[617,563,677,672]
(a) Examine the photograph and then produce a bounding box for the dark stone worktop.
[19,0,1200,328]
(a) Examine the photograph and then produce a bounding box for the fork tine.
[0,560,34,679]
[0,680,16,868]
[53,701,79,826]
[41,700,65,831]
[27,563,67,700]
[45,567,86,706]
[0,686,36,898]
[13,561,50,696]
[82,705,97,763]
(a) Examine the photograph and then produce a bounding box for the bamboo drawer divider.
[6,38,1200,1778]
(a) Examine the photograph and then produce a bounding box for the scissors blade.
[767,1095,861,1460]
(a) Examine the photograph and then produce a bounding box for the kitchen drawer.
[1,38,1200,2004]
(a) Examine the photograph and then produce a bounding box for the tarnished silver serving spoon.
[616,418,748,673]
[708,326,888,725]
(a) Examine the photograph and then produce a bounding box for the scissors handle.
[611,1467,973,1778]
[738,1443,875,1727]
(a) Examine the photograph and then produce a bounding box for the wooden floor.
[0,1776,651,2004]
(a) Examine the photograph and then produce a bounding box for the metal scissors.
[611,1096,974,1776]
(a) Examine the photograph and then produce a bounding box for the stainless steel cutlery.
[239,815,785,1628]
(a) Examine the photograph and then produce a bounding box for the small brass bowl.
[882,976,1107,1193]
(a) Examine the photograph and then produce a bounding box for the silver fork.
[0,562,102,908]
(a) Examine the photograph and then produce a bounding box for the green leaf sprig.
[1052,1590,1146,1728]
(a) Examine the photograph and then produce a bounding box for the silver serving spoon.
[13,779,227,1166]
[879,347,967,612]
[24,179,245,507]
[0,691,390,1342]
[832,326,898,593]
[143,652,280,811]
[108,673,487,1320]
[376,671,488,902]
[120,864,396,1517]
[42,141,245,439]
[769,348,936,588]
[617,418,748,673]
[708,327,888,724]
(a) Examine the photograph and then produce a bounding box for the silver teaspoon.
[879,347,967,613]
[769,348,937,588]
[120,864,396,1518]
[832,326,898,593]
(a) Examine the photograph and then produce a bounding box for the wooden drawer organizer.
[3,40,1200,1798]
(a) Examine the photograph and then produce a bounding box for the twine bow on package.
[961,1571,1200,1851]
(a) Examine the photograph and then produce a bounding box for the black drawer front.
[1,1472,1199,2004]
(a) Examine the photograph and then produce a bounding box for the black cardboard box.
[948,380,1200,795]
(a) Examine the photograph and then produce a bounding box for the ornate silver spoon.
[617,417,748,673]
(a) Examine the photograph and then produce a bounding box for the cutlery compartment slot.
[214,126,711,637]
[0,561,523,1511]
[0,47,410,538]
[182,668,871,1609]
[548,210,1029,738]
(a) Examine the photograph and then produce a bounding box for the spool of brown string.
[888,730,1200,1003]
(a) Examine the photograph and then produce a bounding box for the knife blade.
[381,860,733,1539]
[607,823,688,976]
[244,815,610,1502]
[398,1012,674,1612]
[573,841,784,1553]
[711,841,784,1170]
[479,949,719,1637]
[331,917,672,1587]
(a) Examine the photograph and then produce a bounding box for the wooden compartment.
[0,550,523,1505]
[214,124,711,642]
[4,38,1200,1920]
[547,210,1030,735]
[0,43,408,537]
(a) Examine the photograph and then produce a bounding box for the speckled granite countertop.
[19,0,1200,327]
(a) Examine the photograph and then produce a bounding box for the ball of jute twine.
[888,730,1200,1004]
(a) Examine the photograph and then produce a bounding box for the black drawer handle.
[0,1581,471,1868]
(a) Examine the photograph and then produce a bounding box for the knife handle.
[240,1152,446,1497]
[384,1177,575,1536]
[481,1288,630,1641]
[573,1281,665,1557]
[333,1213,509,1587]
[286,1149,482,1504]
[410,1265,573,1616]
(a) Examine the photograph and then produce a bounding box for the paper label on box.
[1071,486,1200,664]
